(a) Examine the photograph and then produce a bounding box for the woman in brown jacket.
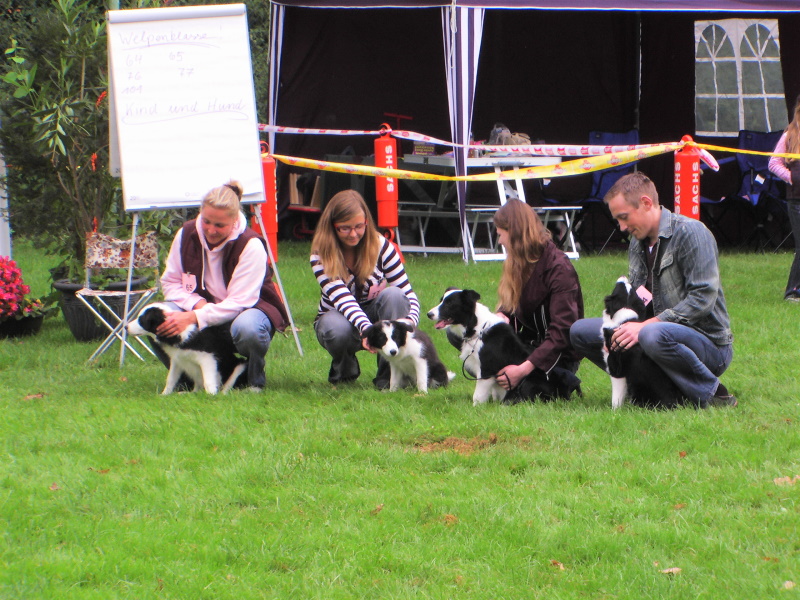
[492,200,584,393]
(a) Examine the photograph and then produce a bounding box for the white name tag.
[182,272,197,294]
[636,285,653,306]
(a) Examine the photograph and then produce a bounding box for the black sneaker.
[704,394,738,408]
[328,362,360,385]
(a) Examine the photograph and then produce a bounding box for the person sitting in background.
[310,190,419,387]
[157,180,288,391]
[769,93,800,301]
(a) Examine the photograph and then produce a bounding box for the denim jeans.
[570,317,733,405]
[155,302,273,389]
[230,308,273,389]
[785,199,800,297]
[314,286,411,384]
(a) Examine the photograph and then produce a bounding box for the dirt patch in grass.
[414,433,500,455]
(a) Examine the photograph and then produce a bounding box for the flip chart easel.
[107,3,302,361]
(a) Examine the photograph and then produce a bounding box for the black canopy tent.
[267,0,800,256]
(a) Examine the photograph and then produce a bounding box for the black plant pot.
[0,314,44,339]
[54,277,149,342]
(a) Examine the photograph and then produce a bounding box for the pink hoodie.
[160,212,267,329]
[769,132,792,184]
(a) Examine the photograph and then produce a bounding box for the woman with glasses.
[310,189,420,387]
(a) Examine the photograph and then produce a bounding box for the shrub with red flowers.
[0,256,47,322]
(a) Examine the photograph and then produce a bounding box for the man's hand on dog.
[610,321,646,351]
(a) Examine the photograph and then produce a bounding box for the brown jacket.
[180,221,288,332]
[501,240,584,372]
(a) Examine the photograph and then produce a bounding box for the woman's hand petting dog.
[156,310,198,338]
[496,360,534,390]
[361,336,377,353]
[610,320,646,351]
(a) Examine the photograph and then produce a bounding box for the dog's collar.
[461,321,496,381]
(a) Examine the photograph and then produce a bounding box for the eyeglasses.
[335,222,367,235]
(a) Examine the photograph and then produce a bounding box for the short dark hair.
[604,171,658,208]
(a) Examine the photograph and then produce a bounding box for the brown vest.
[180,221,288,332]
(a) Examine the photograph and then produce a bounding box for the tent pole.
[634,11,642,132]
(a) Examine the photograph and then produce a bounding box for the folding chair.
[727,130,786,251]
[699,154,738,246]
[76,229,160,364]
[575,129,639,253]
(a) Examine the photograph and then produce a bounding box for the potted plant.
[0,0,154,340]
[0,256,53,338]
[1,0,121,277]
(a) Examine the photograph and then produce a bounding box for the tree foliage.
[0,0,271,277]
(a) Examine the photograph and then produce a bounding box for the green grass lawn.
[2,239,799,599]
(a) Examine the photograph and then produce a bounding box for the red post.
[674,135,701,220]
[252,151,279,262]
[374,124,399,229]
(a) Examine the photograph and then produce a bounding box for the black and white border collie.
[602,277,685,409]
[427,289,580,406]
[127,303,248,395]
[363,320,455,393]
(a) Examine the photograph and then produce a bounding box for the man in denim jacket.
[570,172,736,408]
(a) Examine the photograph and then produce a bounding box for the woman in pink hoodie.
[769,95,800,301]
[158,181,287,390]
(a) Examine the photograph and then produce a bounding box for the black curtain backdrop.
[275,7,449,160]
[274,7,800,230]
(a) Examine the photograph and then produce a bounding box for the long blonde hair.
[311,189,382,285]
[493,200,551,313]
[785,94,800,163]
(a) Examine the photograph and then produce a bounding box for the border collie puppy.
[427,288,580,406]
[602,277,686,409]
[127,303,248,395]
[363,320,454,393]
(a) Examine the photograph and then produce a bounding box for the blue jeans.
[569,317,733,406]
[158,302,273,389]
[314,286,411,384]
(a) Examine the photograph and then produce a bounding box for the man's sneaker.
[701,382,738,408]
[705,393,738,408]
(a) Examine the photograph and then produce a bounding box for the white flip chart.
[107,4,264,210]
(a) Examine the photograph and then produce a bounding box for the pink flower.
[0,256,47,322]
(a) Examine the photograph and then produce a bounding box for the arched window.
[695,19,787,137]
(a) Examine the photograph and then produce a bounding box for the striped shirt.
[311,237,420,334]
